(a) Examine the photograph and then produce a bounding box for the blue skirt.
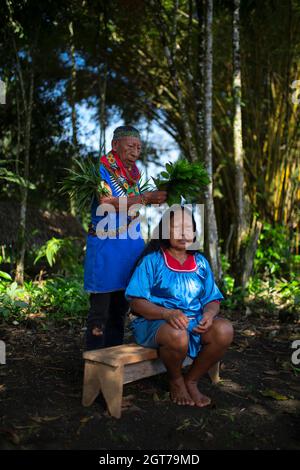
[84,234,145,293]
[130,316,202,359]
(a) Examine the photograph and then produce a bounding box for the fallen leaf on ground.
[242,329,256,337]
[30,415,62,423]
[80,416,94,424]
[263,370,281,376]
[260,389,289,401]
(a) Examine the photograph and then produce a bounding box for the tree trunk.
[203,0,222,281]
[69,20,78,216]
[15,54,34,285]
[233,0,247,254]
[97,9,108,155]
[241,218,263,288]
[98,62,107,154]
[151,0,198,162]
[232,0,260,289]
[195,0,205,155]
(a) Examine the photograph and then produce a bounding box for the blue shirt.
[83,163,145,293]
[125,249,224,315]
[125,249,224,358]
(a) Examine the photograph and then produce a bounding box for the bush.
[0,270,89,324]
[254,223,294,279]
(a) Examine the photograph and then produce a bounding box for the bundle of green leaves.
[60,158,152,211]
[59,158,110,211]
[152,159,210,205]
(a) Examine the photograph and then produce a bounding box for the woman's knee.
[157,325,188,352]
[210,318,234,347]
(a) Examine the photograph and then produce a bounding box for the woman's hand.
[192,313,214,334]
[163,309,189,330]
[144,190,168,205]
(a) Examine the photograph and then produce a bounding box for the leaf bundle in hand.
[152,159,210,205]
[59,158,110,212]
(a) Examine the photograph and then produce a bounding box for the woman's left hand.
[192,314,214,334]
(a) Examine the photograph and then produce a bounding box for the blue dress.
[84,164,145,293]
[125,249,224,358]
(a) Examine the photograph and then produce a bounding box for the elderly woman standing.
[125,206,234,407]
[84,125,167,351]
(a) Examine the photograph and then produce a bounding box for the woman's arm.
[203,300,220,318]
[130,297,189,330]
[99,191,168,212]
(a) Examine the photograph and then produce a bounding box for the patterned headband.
[112,125,141,141]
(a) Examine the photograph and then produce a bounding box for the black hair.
[132,205,200,274]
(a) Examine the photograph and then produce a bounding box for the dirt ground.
[0,310,299,450]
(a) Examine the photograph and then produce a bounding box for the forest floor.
[0,308,300,450]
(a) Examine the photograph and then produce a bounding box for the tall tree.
[203,0,222,280]
[5,0,39,284]
[232,0,246,254]
[150,0,198,162]
[68,17,78,216]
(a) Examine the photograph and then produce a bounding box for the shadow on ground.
[0,311,299,450]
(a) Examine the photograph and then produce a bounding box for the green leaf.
[0,271,12,281]
[152,159,210,205]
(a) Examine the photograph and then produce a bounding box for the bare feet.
[169,377,195,406]
[184,380,211,408]
[92,327,103,337]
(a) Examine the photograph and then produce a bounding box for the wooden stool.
[82,343,220,419]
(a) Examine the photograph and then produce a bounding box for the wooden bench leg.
[98,364,124,419]
[208,361,220,384]
[82,361,124,418]
[82,361,103,407]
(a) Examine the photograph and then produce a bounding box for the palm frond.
[59,158,110,212]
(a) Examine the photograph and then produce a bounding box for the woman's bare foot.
[169,377,195,406]
[92,327,103,337]
[185,380,211,408]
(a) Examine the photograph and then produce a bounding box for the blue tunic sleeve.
[125,253,156,302]
[99,165,111,185]
[197,254,224,306]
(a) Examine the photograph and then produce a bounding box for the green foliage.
[32,276,89,321]
[276,279,300,306]
[219,244,299,313]
[0,270,12,281]
[152,159,210,205]
[0,274,88,323]
[219,253,245,309]
[254,223,294,278]
[0,162,36,190]
[34,237,83,275]
[136,172,153,193]
[59,158,110,212]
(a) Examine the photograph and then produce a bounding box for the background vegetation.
[0,0,299,325]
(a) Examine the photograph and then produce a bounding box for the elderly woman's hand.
[192,313,214,334]
[163,309,189,330]
[144,190,168,205]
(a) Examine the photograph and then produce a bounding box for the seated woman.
[125,205,234,408]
